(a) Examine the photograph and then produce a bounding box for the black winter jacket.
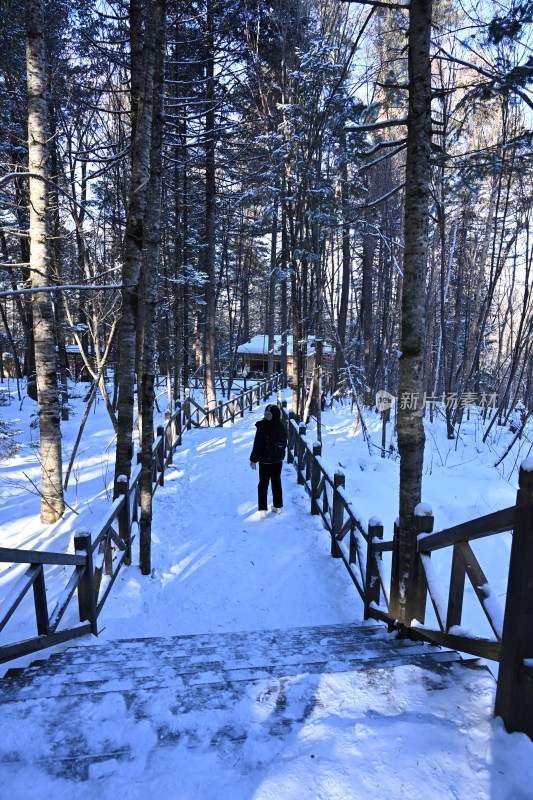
[250,419,287,464]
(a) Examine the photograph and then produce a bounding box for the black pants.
[258,462,283,511]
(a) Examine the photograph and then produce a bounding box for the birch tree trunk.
[335,129,351,388]
[114,0,157,488]
[25,0,64,523]
[394,0,432,625]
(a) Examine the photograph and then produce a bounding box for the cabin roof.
[65,344,104,354]
[237,335,292,356]
[236,335,331,357]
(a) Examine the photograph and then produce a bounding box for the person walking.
[249,403,287,519]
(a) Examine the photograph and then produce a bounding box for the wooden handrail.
[417,505,515,552]
[0,373,283,665]
[282,403,521,656]
[495,465,533,737]
[282,404,368,603]
[407,626,501,662]
[283,403,533,739]
[0,547,86,567]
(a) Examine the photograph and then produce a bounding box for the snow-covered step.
[0,645,461,703]
[3,622,445,675]
[0,659,484,785]
[20,622,393,668]
[0,623,489,788]
[2,623,402,680]
[0,624,465,704]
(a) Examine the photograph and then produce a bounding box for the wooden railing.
[0,374,283,665]
[285,409,372,609]
[181,377,281,430]
[282,404,533,739]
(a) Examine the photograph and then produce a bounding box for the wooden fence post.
[297,424,306,485]
[390,518,400,618]
[495,463,533,738]
[409,507,434,624]
[103,530,113,576]
[365,520,384,619]
[349,526,357,564]
[176,402,182,446]
[331,470,345,559]
[184,390,192,430]
[75,532,97,634]
[230,393,235,423]
[287,411,296,463]
[165,411,173,465]
[114,477,132,566]
[218,400,224,426]
[32,565,49,635]
[305,441,313,484]
[311,442,321,515]
[156,425,165,486]
[446,543,466,632]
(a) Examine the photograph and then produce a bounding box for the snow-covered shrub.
[0,417,22,459]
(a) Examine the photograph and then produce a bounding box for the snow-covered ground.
[1,380,532,798]
[315,399,524,642]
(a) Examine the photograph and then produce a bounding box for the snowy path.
[97,405,363,641]
[2,405,533,799]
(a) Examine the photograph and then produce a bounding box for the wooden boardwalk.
[0,622,471,785]
[2,408,532,797]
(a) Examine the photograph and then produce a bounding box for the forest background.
[0,0,532,604]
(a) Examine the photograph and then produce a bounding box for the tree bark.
[361,224,375,395]
[335,129,351,388]
[203,0,217,411]
[114,0,157,488]
[139,0,166,576]
[394,0,432,625]
[25,0,64,523]
[267,202,278,376]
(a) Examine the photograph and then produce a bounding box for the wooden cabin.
[1,353,18,379]
[236,335,331,383]
[65,344,104,382]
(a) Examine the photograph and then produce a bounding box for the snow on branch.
[348,182,405,217]
[0,172,95,218]
[345,116,408,132]
[0,284,123,298]
[340,0,409,9]
[359,141,407,170]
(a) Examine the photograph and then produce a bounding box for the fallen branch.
[494,412,531,468]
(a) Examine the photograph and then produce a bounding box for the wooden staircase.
[0,623,476,783]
